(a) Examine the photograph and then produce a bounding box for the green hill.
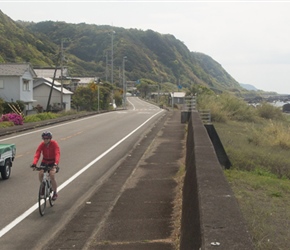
[0,10,242,93]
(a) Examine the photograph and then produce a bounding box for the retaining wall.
[180,111,254,250]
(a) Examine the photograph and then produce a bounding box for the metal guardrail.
[180,96,212,125]
[198,109,211,124]
[182,96,197,111]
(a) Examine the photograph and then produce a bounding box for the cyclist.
[31,131,60,201]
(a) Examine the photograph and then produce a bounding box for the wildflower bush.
[0,113,23,125]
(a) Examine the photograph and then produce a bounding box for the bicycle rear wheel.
[38,181,47,216]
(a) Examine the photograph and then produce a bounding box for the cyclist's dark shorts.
[40,162,55,168]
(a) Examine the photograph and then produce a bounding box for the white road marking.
[0,109,164,238]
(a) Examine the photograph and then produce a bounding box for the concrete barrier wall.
[180,111,254,250]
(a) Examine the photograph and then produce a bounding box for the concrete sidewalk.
[43,110,186,250]
[88,110,185,250]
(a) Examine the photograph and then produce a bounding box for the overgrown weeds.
[215,120,290,178]
[197,91,290,249]
[0,121,14,128]
[225,169,290,250]
[23,112,59,122]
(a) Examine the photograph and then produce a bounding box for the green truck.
[0,144,16,179]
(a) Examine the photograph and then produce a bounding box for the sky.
[1,1,290,94]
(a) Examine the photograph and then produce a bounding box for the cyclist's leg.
[49,166,57,192]
[38,169,44,183]
[38,162,46,182]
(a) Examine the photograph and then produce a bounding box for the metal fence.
[182,96,197,111]
[198,109,211,124]
[180,96,212,125]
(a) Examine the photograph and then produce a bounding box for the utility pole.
[98,84,100,113]
[60,39,64,110]
[111,30,115,85]
[47,52,61,111]
[105,51,108,82]
[122,56,127,109]
[119,66,122,87]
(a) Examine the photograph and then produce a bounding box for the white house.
[0,63,37,113]
[170,92,186,105]
[34,68,98,92]
[33,77,73,111]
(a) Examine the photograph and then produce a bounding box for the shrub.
[24,112,59,122]
[35,112,59,120]
[2,101,25,115]
[256,101,285,120]
[198,92,258,123]
[214,121,290,179]
[0,113,23,125]
[23,115,41,123]
[0,98,4,114]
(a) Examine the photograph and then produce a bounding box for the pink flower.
[0,113,23,125]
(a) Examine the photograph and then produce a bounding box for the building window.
[23,79,29,91]
[0,80,3,89]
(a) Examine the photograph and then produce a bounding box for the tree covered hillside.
[0,10,242,93]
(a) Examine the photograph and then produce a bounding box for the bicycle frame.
[36,165,54,216]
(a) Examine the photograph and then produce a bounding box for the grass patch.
[195,92,290,249]
[215,120,290,178]
[0,121,14,128]
[215,119,290,249]
[225,169,290,250]
[23,112,59,122]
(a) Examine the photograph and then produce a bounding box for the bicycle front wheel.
[38,181,47,216]
[48,181,54,207]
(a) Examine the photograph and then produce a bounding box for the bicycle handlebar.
[32,166,53,171]
[31,165,59,173]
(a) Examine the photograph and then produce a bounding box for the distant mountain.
[240,83,258,91]
[0,10,244,93]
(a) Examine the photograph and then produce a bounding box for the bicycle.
[33,165,55,216]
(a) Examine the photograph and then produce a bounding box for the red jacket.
[33,140,60,165]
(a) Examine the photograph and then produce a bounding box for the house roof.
[34,67,68,78]
[34,77,61,87]
[34,77,73,95]
[74,77,96,84]
[171,92,186,98]
[0,63,37,77]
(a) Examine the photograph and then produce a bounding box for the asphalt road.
[0,97,166,249]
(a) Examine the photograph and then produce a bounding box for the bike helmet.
[42,131,52,139]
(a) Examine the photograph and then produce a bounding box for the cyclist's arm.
[32,143,44,165]
[53,141,60,165]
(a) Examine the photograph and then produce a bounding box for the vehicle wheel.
[38,182,47,216]
[1,160,11,180]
